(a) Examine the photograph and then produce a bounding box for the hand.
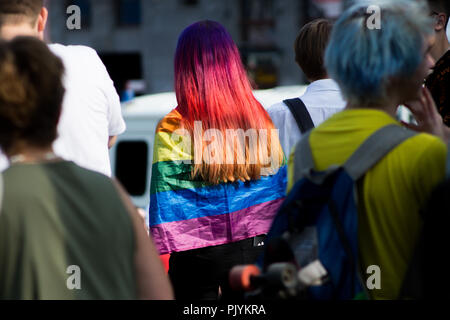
[137,207,150,235]
[402,87,448,142]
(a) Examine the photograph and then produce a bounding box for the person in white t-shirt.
[268,19,346,157]
[0,0,125,176]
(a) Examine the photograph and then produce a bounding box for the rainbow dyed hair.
[174,20,283,184]
[325,0,434,107]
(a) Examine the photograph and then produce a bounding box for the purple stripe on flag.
[150,198,285,255]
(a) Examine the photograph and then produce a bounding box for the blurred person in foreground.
[0,37,173,300]
[268,19,346,157]
[288,0,449,299]
[0,0,126,177]
[425,0,450,125]
[149,21,286,300]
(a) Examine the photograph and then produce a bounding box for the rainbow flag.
[149,108,287,254]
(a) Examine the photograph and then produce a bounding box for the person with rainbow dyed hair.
[149,20,287,300]
[288,0,448,299]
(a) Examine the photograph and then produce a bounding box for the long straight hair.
[174,20,283,184]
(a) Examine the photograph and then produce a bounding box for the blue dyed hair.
[325,0,434,106]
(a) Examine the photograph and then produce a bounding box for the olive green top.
[0,161,136,300]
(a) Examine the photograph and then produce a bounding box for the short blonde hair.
[0,0,43,26]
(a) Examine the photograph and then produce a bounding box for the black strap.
[283,98,315,134]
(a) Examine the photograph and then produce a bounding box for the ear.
[37,7,48,40]
[434,13,447,32]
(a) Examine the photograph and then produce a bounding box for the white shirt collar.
[303,79,341,95]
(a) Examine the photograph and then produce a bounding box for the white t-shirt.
[50,44,126,176]
[0,44,126,176]
[267,79,346,157]
[0,153,8,172]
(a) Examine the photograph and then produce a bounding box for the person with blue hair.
[287,0,449,299]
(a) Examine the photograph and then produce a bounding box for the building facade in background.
[46,0,346,99]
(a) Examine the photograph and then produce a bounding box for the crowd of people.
[0,0,449,300]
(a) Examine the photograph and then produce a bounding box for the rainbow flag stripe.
[149,109,287,254]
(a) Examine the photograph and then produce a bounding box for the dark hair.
[0,0,43,26]
[428,0,450,28]
[0,36,65,155]
[294,19,333,81]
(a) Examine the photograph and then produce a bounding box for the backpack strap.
[343,125,417,181]
[293,124,417,183]
[283,98,315,134]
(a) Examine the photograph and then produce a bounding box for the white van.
[109,85,307,209]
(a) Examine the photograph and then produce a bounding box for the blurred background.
[44,0,355,101]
